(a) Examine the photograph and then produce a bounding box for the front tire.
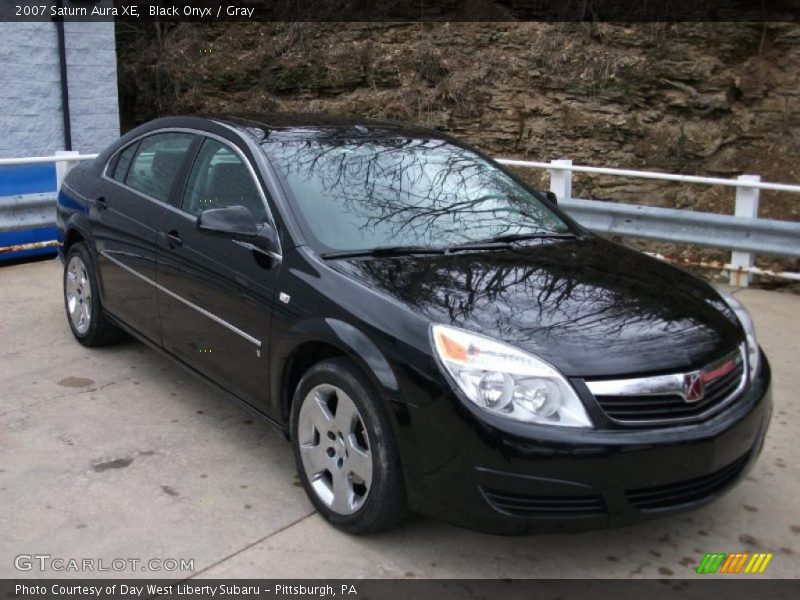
[63,243,123,346]
[290,357,407,534]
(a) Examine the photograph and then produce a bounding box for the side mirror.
[544,191,558,206]
[198,206,258,238]
[197,206,280,256]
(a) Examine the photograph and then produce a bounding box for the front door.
[156,136,281,408]
[93,132,195,342]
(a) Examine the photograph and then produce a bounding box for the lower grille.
[482,488,606,518]
[626,451,751,511]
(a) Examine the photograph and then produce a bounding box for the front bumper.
[402,353,772,535]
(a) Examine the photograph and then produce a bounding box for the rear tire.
[63,243,123,347]
[291,357,407,534]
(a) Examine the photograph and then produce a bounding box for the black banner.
[1,0,799,22]
[3,580,800,600]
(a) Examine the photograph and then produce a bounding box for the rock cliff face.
[117,22,800,280]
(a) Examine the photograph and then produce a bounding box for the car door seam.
[99,249,262,348]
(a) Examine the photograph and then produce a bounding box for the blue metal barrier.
[0,163,58,261]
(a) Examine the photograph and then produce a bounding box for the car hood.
[326,237,743,378]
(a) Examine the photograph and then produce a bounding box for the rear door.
[92,131,195,342]
[156,135,281,409]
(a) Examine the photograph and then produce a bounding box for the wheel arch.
[63,227,86,255]
[62,213,93,256]
[62,214,108,305]
[272,318,402,436]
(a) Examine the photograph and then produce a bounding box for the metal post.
[549,159,573,203]
[729,174,761,287]
[54,150,80,193]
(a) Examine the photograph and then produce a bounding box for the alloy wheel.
[65,255,92,335]
[297,383,373,515]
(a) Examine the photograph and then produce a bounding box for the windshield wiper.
[485,231,576,243]
[319,245,447,259]
[320,233,577,259]
[448,231,577,251]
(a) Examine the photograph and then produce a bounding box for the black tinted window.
[111,142,137,182]
[182,138,267,221]
[125,133,194,202]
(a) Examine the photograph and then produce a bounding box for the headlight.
[431,324,593,428]
[714,286,760,381]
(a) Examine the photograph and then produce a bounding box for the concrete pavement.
[1,258,798,579]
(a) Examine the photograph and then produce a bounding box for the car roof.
[205,113,452,143]
[100,113,464,168]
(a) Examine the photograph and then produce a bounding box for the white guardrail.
[498,158,800,286]
[1,152,799,286]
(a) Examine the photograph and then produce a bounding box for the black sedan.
[56,115,771,534]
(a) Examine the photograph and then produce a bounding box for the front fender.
[270,316,433,507]
[270,317,404,429]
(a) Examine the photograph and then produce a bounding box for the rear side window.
[110,142,138,182]
[182,138,267,222]
[125,133,194,202]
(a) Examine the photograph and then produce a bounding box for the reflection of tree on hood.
[345,239,733,349]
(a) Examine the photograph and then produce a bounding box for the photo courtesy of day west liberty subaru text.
[12,582,356,598]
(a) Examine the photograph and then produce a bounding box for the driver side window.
[182,138,267,222]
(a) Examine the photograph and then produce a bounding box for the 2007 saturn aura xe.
[56,115,771,534]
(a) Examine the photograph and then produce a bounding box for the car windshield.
[263,137,571,253]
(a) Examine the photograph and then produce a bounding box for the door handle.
[92,196,108,210]
[165,230,183,249]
